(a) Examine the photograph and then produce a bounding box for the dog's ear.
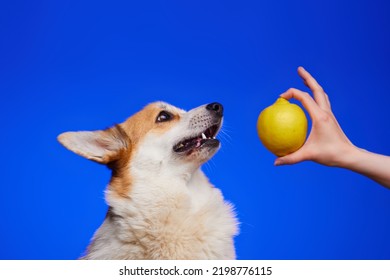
[57,125,128,164]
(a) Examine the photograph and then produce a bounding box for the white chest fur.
[82,169,238,260]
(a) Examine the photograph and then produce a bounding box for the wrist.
[335,144,364,169]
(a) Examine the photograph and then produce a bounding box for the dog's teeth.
[201,133,207,140]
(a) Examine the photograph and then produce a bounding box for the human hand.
[274,67,356,167]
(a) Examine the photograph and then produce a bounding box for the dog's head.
[58,102,223,192]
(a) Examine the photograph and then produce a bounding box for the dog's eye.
[156,111,173,123]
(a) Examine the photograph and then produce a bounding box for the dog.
[58,101,238,259]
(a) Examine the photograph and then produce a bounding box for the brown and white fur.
[58,102,238,260]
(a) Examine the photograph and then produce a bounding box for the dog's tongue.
[195,138,202,148]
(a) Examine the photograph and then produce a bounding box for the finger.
[324,92,331,109]
[280,88,320,119]
[298,66,323,93]
[298,66,329,110]
[274,150,307,166]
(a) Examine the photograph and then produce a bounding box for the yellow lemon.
[257,97,308,157]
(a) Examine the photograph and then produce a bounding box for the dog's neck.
[132,160,199,184]
[105,165,209,214]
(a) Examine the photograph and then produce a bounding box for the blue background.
[1,0,390,260]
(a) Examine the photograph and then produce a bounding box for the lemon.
[257,97,308,157]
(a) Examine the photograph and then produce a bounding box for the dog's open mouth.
[173,124,221,153]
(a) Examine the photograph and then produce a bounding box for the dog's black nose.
[206,102,223,116]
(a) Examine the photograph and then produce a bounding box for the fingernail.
[274,159,282,166]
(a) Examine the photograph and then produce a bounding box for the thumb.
[274,151,305,166]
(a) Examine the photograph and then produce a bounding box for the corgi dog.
[58,102,238,260]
